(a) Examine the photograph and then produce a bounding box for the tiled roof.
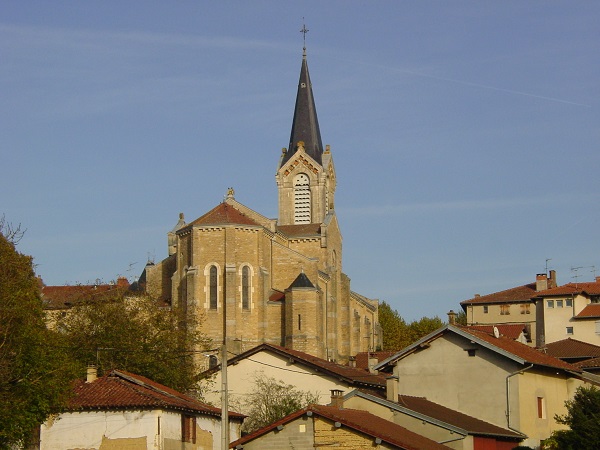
[185,203,260,229]
[288,272,315,289]
[42,280,130,310]
[268,290,285,302]
[544,338,600,359]
[534,281,600,297]
[70,370,244,419]
[277,223,321,237]
[203,343,386,390]
[458,326,580,372]
[460,283,537,306]
[466,324,528,340]
[353,351,397,370]
[575,304,600,318]
[393,394,523,439]
[231,404,449,450]
[573,357,600,370]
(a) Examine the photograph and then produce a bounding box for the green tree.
[379,301,443,351]
[239,374,320,433]
[545,385,600,450]
[56,292,211,393]
[0,223,77,447]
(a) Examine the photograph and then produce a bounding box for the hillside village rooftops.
[41,278,130,310]
[544,338,600,359]
[231,404,449,450]
[533,280,600,297]
[467,324,529,340]
[70,369,244,419]
[460,283,537,306]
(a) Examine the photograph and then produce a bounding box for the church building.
[142,48,381,363]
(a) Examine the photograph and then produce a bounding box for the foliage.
[379,301,444,351]
[239,374,320,433]
[545,385,600,450]
[0,227,78,447]
[56,291,211,393]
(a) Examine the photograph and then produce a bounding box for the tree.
[0,226,78,447]
[379,301,444,351]
[56,291,211,393]
[238,374,320,433]
[545,385,600,450]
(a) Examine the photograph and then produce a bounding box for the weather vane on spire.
[300,19,309,51]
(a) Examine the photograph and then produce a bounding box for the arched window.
[209,265,218,310]
[242,265,250,310]
[293,173,311,224]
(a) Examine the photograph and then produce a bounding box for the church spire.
[280,45,324,168]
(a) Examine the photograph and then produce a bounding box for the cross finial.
[300,19,309,52]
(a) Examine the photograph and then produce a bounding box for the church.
[142,48,381,364]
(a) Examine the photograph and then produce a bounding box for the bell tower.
[276,48,336,226]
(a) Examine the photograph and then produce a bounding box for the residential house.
[544,338,600,375]
[39,369,244,450]
[343,389,524,450]
[200,343,385,408]
[374,324,594,449]
[460,271,557,347]
[229,394,449,450]
[533,278,600,346]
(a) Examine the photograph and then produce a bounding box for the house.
[229,392,449,450]
[139,46,381,366]
[199,343,385,408]
[533,278,600,346]
[375,324,594,449]
[544,338,600,375]
[460,271,557,347]
[39,368,244,450]
[343,389,524,450]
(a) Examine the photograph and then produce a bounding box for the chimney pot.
[330,389,344,408]
[536,273,548,291]
[386,375,399,402]
[447,310,457,325]
[86,365,97,383]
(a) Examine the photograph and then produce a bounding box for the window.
[242,265,250,310]
[566,298,573,307]
[520,303,531,315]
[566,327,574,335]
[500,304,510,315]
[209,265,218,310]
[298,314,302,330]
[293,173,311,224]
[483,305,489,314]
[556,300,563,308]
[547,300,554,308]
[182,415,196,443]
[537,397,546,419]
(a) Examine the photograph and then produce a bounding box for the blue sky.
[2,2,599,321]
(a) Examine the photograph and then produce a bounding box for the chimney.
[368,356,378,374]
[549,270,557,288]
[348,356,356,368]
[536,273,548,292]
[447,310,457,325]
[86,365,97,383]
[596,276,600,283]
[386,375,399,402]
[117,277,129,288]
[330,389,344,408]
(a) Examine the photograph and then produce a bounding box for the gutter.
[506,364,533,434]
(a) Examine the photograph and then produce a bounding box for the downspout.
[506,364,533,433]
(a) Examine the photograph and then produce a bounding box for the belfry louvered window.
[294,173,311,224]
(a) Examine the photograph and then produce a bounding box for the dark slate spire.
[280,49,324,168]
[288,271,316,289]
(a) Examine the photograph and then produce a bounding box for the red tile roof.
[231,404,449,450]
[42,280,130,310]
[544,338,600,359]
[394,394,523,439]
[185,203,260,229]
[70,370,244,419]
[460,283,537,306]
[466,324,528,340]
[573,357,600,370]
[575,304,600,318]
[203,343,386,390]
[353,351,397,370]
[534,281,600,297]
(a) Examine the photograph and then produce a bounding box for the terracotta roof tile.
[460,283,537,306]
[70,370,244,419]
[534,281,600,297]
[573,357,600,370]
[42,282,130,310]
[467,324,528,340]
[575,304,600,318]
[353,351,397,370]
[394,395,523,439]
[231,404,449,450]
[186,203,260,228]
[544,338,600,359]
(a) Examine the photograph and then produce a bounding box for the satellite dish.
[493,326,500,338]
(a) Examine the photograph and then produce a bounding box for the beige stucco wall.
[542,294,600,345]
[465,303,537,346]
